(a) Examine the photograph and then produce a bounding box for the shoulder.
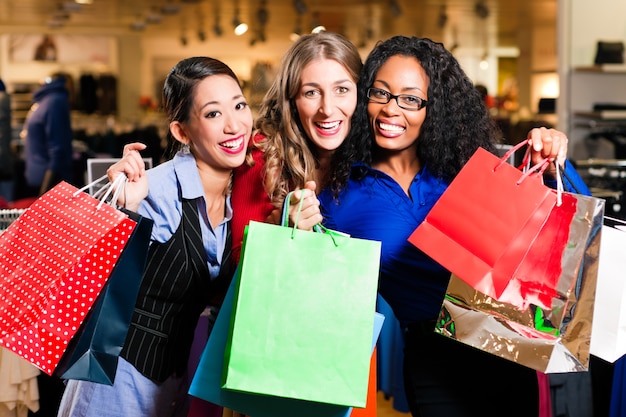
[145,159,181,202]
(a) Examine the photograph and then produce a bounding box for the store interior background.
[0,0,624,194]
[0,0,624,165]
[0,1,625,415]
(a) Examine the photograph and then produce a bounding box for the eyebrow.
[374,80,426,96]
[301,79,355,87]
[200,94,245,109]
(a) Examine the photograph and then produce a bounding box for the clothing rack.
[0,207,41,417]
[0,208,27,232]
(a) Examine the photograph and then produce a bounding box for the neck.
[372,148,421,194]
[315,150,333,191]
[196,163,231,200]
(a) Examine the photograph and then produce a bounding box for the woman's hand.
[287,181,323,231]
[526,127,569,179]
[106,142,149,211]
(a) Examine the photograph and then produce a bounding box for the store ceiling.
[0,0,556,49]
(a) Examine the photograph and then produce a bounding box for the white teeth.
[316,121,340,129]
[379,122,405,132]
[221,138,243,149]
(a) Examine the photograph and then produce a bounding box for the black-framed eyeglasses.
[367,87,428,111]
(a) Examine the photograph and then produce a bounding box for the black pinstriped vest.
[121,198,232,383]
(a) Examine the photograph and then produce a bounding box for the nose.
[223,111,240,133]
[381,97,402,115]
[318,94,333,116]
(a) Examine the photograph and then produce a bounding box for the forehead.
[194,74,241,102]
[375,55,428,90]
[300,58,356,83]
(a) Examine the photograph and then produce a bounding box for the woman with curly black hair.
[319,35,590,417]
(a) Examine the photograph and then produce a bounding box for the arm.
[106,142,149,211]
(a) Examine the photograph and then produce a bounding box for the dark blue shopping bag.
[54,210,152,385]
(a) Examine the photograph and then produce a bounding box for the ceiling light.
[293,0,307,15]
[438,5,448,29]
[62,2,82,12]
[47,18,65,28]
[475,1,489,19]
[290,17,302,41]
[146,7,162,24]
[74,0,92,4]
[480,53,489,70]
[310,12,325,33]
[232,2,248,36]
[212,2,223,36]
[234,22,248,36]
[388,0,402,18]
[131,20,146,31]
[161,2,181,15]
[213,22,223,37]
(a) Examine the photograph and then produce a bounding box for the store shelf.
[573,64,626,73]
[574,110,626,120]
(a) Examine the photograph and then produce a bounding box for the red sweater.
[230,134,275,264]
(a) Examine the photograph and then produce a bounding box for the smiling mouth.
[315,121,341,130]
[377,121,405,133]
[220,137,243,149]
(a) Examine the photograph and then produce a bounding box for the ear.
[169,121,190,146]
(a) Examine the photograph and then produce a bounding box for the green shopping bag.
[222,192,381,407]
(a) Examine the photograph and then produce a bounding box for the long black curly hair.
[331,35,501,188]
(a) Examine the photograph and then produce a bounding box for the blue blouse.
[319,160,590,327]
[138,151,232,280]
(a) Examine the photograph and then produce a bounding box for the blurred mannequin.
[20,73,73,198]
[33,35,57,62]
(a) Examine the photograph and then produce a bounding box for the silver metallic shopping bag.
[434,191,604,373]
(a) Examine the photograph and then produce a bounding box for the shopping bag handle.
[495,140,563,206]
[73,173,127,210]
[495,140,550,178]
[280,190,341,246]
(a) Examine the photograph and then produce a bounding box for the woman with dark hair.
[319,36,589,417]
[57,56,253,417]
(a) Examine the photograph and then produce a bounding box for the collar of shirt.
[173,151,233,222]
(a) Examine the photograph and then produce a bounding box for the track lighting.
[233,20,248,36]
[293,0,307,15]
[388,0,402,18]
[212,0,223,36]
[161,1,181,15]
[290,15,303,41]
[474,1,489,19]
[310,12,325,33]
[146,7,162,24]
[438,4,448,29]
[214,22,223,37]
[233,0,248,36]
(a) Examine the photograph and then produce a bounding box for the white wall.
[558,0,626,136]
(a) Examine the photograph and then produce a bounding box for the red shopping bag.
[349,348,377,417]
[409,142,564,302]
[0,181,136,375]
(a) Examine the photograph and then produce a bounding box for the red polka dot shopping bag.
[0,178,144,378]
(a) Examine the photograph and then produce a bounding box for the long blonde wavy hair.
[252,31,362,207]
